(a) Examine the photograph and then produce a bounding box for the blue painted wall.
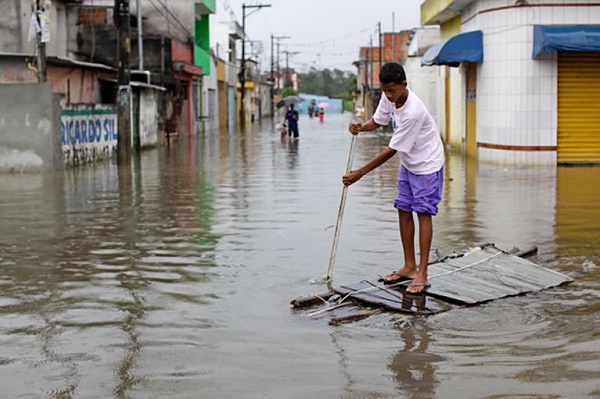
[297,93,343,114]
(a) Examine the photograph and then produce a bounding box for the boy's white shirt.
[372,89,445,175]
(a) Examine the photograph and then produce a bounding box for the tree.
[297,68,357,111]
[281,86,297,98]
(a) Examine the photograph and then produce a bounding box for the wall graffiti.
[61,106,118,166]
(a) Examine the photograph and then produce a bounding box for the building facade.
[354,30,414,119]
[421,0,600,165]
[404,27,443,133]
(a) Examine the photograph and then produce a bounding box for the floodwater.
[0,113,599,398]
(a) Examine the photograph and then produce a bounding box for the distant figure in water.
[285,103,299,139]
[319,108,324,122]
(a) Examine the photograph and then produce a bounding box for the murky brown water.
[1,113,598,398]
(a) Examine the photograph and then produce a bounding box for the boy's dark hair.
[379,62,406,85]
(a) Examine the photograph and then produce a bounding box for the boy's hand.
[342,170,364,186]
[348,121,362,135]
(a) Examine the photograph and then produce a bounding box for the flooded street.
[1,113,599,398]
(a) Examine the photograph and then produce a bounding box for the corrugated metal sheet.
[330,244,572,309]
[420,244,573,304]
[558,52,600,164]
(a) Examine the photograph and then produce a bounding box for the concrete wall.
[404,57,443,137]
[0,83,62,172]
[258,81,272,120]
[435,17,463,150]
[405,27,444,136]
[0,55,38,83]
[0,0,68,56]
[448,66,464,148]
[0,0,23,53]
[138,89,159,148]
[203,56,218,131]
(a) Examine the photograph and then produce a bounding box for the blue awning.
[533,25,600,58]
[422,30,483,67]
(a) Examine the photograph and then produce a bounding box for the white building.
[404,26,443,133]
[421,0,600,165]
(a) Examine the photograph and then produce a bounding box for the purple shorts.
[393,165,443,215]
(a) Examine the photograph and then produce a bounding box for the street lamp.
[240,3,271,129]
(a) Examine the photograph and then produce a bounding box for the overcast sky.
[214,0,424,73]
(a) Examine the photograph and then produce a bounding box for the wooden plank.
[406,244,573,305]
[290,291,335,308]
[301,301,385,326]
[329,308,384,326]
[305,302,355,319]
[333,280,454,315]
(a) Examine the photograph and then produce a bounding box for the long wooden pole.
[326,134,357,283]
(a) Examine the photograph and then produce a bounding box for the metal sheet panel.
[414,244,572,305]
[558,52,600,164]
[331,245,572,308]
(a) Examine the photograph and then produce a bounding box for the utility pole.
[276,41,280,91]
[392,13,396,62]
[270,34,274,118]
[282,50,299,90]
[369,36,373,93]
[378,22,382,72]
[272,36,290,91]
[137,0,143,70]
[35,0,47,82]
[116,0,131,162]
[240,3,271,129]
[270,35,289,118]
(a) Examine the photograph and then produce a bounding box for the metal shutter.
[557,52,600,164]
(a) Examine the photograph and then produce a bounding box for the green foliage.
[343,99,354,111]
[281,86,297,98]
[297,68,357,111]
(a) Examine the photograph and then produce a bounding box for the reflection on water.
[388,319,442,399]
[556,167,600,257]
[0,113,599,398]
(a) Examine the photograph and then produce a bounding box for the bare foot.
[382,267,417,284]
[406,279,431,295]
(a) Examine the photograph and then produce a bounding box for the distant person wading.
[285,104,300,139]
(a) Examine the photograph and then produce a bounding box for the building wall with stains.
[0,83,62,172]
[0,0,68,57]
[0,56,38,83]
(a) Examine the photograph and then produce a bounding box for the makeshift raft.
[291,243,573,325]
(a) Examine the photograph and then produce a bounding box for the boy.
[343,62,444,294]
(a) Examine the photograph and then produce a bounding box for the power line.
[245,22,380,71]
[281,24,378,48]
[147,0,193,39]
[218,0,237,20]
